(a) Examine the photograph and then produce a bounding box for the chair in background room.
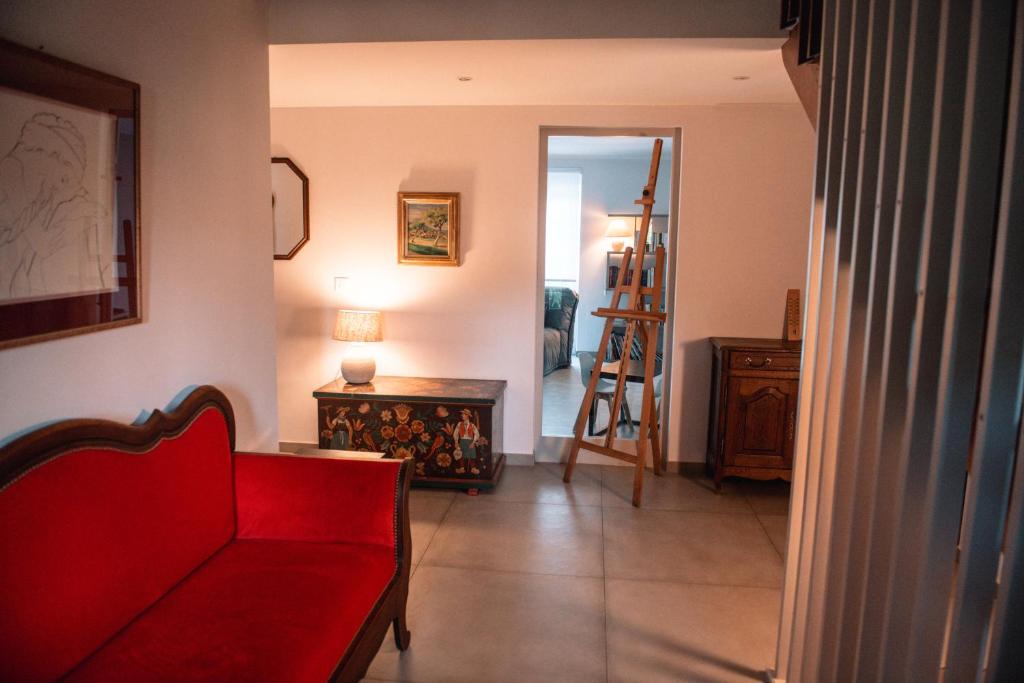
[578,351,632,436]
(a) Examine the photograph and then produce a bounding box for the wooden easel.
[562,139,667,507]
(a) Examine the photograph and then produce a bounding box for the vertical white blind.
[777,0,1024,681]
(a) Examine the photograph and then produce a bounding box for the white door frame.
[534,125,682,466]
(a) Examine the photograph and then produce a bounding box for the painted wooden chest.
[314,376,506,491]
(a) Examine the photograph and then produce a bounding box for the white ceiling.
[548,136,673,159]
[269,38,798,108]
[268,0,784,44]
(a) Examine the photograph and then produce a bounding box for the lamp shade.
[332,310,382,342]
[604,218,633,238]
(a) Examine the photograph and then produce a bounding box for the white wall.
[0,0,279,451]
[548,154,673,353]
[271,104,813,461]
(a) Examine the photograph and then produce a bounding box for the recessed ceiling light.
[733,75,751,81]
[457,76,473,82]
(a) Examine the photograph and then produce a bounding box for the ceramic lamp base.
[611,240,625,252]
[341,355,376,384]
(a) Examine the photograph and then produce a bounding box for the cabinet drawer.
[728,351,801,371]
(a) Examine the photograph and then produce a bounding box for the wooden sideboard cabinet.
[707,337,801,488]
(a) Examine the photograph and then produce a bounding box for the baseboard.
[504,452,535,466]
[675,461,706,476]
[534,435,707,472]
[278,440,314,453]
[280,441,535,466]
[534,436,624,465]
[281,439,704,473]
[534,435,573,463]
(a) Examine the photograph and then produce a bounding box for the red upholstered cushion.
[235,453,401,549]
[63,539,397,683]
[0,407,235,683]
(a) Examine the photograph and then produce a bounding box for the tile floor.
[364,464,791,682]
[542,358,646,437]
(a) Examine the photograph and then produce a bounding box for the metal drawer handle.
[744,355,772,368]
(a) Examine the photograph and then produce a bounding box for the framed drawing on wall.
[0,39,141,350]
[397,192,460,266]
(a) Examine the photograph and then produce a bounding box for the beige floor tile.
[542,363,582,437]
[602,466,752,513]
[408,491,455,566]
[603,508,783,587]
[410,487,459,502]
[421,498,604,577]
[542,358,646,438]
[758,515,789,559]
[606,578,781,683]
[366,566,606,683]
[482,463,603,506]
[736,479,792,516]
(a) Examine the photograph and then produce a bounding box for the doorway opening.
[536,127,680,462]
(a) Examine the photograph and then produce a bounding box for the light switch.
[333,276,349,291]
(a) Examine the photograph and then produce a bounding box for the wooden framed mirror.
[271,157,309,260]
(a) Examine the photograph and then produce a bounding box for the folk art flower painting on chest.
[319,399,492,479]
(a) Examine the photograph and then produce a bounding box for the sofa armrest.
[233,452,412,555]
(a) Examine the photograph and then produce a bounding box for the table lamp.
[332,309,383,384]
[605,218,633,252]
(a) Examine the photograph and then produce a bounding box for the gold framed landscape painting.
[397,192,459,266]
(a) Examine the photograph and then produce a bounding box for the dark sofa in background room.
[543,286,579,376]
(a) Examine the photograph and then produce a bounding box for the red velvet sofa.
[0,386,411,683]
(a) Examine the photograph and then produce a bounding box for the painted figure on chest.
[453,408,481,475]
[327,406,353,450]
